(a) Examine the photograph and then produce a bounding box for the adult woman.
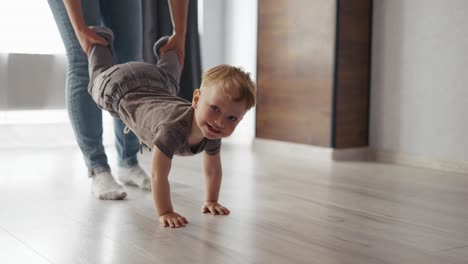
[48,0,187,199]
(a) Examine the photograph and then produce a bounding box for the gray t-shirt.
[89,55,221,159]
[119,88,221,159]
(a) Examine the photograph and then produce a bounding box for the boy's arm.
[63,0,107,54]
[151,147,188,227]
[202,152,230,215]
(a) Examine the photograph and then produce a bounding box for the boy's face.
[192,87,248,139]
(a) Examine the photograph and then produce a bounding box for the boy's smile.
[206,122,222,135]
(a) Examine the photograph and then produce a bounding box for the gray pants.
[88,38,182,117]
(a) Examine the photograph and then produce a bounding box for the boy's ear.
[192,89,201,108]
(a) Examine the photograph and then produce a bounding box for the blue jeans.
[48,0,142,175]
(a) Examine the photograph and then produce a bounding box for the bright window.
[0,1,65,54]
[0,1,205,55]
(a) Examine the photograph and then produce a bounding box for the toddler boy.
[87,26,256,227]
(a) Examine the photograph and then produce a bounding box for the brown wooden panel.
[256,0,336,146]
[334,0,372,148]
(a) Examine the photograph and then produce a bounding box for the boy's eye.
[228,116,238,122]
[210,105,220,112]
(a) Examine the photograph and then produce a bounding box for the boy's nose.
[214,118,224,128]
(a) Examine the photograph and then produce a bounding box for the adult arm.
[160,0,189,65]
[63,0,107,55]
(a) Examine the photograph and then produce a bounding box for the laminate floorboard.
[1,144,467,264]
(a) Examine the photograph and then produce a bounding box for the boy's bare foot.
[92,171,127,200]
[117,164,151,190]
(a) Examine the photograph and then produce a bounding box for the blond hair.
[200,64,256,109]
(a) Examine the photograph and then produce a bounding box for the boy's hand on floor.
[202,202,230,215]
[159,211,188,228]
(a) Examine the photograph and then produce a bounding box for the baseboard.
[373,150,468,175]
[252,138,333,161]
[252,138,468,174]
[332,147,373,161]
[252,138,371,162]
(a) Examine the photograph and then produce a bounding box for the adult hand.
[160,33,185,66]
[76,27,108,55]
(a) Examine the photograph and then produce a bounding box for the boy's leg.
[102,3,141,168]
[153,36,170,63]
[88,26,115,83]
[153,37,182,95]
[101,1,150,191]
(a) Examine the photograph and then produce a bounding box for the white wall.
[201,0,258,76]
[370,0,468,161]
[200,0,258,143]
[200,0,226,70]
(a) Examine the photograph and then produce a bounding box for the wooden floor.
[1,143,468,264]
